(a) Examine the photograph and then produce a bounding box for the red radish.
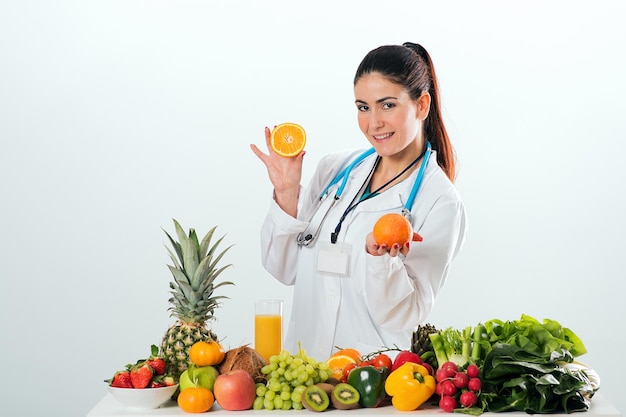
[441,361,458,373]
[436,368,450,382]
[466,363,480,378]
[460,391,478,408]
[440,380,457,396]
[435,382,444,396]
[468,377,482,392]
[439,395,457,412]
[453,371,469,389]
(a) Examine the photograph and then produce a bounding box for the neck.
[370,141,427,192]
[370,140,425,192]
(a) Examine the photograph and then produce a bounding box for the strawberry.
[149,376,165,388]
[109,370,133,388]
[146,344,167,376]
[162,375,176,386]
[146,357,166,376]
[130,362,154,389]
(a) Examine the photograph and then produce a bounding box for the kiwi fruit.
[316,382,335,396]
[325,376,341,386]
[301,384,330,412]
[331,383,361,410]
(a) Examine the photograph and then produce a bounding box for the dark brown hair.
[354,42,456,181]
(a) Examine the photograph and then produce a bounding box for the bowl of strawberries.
[105,345,179,409]
[106,384,179,410]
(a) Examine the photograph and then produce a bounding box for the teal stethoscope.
[296,141,432,247]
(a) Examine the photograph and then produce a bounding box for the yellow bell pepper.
[384,361,436,411]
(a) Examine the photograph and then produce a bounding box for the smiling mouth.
[372,132,393,140]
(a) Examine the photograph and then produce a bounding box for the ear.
[416,92,431,120]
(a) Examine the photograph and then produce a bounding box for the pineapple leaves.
[207,243,234,276]
[168,265,193,298]
[183,234,199,283]
[164,219,235,323]
[164,246,182,270]
[199,226,218,258]
[172,218,189,248]
[208,265,234,287]
[163,230,183,267]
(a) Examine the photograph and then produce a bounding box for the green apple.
[179,364,219,392]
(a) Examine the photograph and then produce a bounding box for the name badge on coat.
[316,241,352,277]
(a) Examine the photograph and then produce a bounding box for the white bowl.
[107,384,179,409]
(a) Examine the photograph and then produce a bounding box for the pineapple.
[159,219,234,378]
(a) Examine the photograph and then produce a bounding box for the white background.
[1,1,624,416]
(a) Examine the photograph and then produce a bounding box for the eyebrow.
[354,96,398,105]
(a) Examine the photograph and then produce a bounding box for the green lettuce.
[482,314,587,359]
[480,344,594,414]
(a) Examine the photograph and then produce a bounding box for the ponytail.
[404,43,456,181]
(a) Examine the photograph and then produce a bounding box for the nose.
[368,108,384,129]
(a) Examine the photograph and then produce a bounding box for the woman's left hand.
[365,232,421,257]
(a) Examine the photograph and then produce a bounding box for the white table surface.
[87,392,622,417]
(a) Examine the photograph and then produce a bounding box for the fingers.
[399,241,410,257]
[251,126,274,163]
[388,243,402,257]
[367,240,413,257]
[367,232,422,257]
[249,143,267,162]
[265,126,272,148]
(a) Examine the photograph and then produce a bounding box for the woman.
[250,42,467,361]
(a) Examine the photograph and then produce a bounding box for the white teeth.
[373,133,392,140]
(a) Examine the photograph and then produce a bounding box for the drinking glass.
[254,299,283,362]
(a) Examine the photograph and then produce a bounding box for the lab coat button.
[328,294,335,301]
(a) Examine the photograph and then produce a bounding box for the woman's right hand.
[250,126,305,217]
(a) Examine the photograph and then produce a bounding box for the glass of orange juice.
[254,299,283,362]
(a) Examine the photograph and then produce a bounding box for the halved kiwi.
[301,384,330,412]
[331,383,361,410]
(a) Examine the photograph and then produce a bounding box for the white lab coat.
[259,147,467,360]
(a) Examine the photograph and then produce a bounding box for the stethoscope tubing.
[320,147,376,199]
[297,142,432,246]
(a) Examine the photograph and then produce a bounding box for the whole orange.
[189,340,225,366]
[177,387,214,413]
[331,348,361,362]
[372,213,413,247]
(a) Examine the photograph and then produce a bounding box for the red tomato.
[341,362,357,383]
[370,354,392,370]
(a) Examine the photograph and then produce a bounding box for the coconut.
[217,345,268,383]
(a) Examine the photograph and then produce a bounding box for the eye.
[382,102,396,110]
[357,104,369,112]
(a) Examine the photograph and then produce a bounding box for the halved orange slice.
[270,122,306,157]
[325,348,362,380]
[326,354,358,381]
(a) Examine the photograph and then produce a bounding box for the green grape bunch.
[253,348,330,410]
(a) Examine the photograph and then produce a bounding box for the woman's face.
[354,72,429,158]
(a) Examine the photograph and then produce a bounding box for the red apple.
[213,369,256,411]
